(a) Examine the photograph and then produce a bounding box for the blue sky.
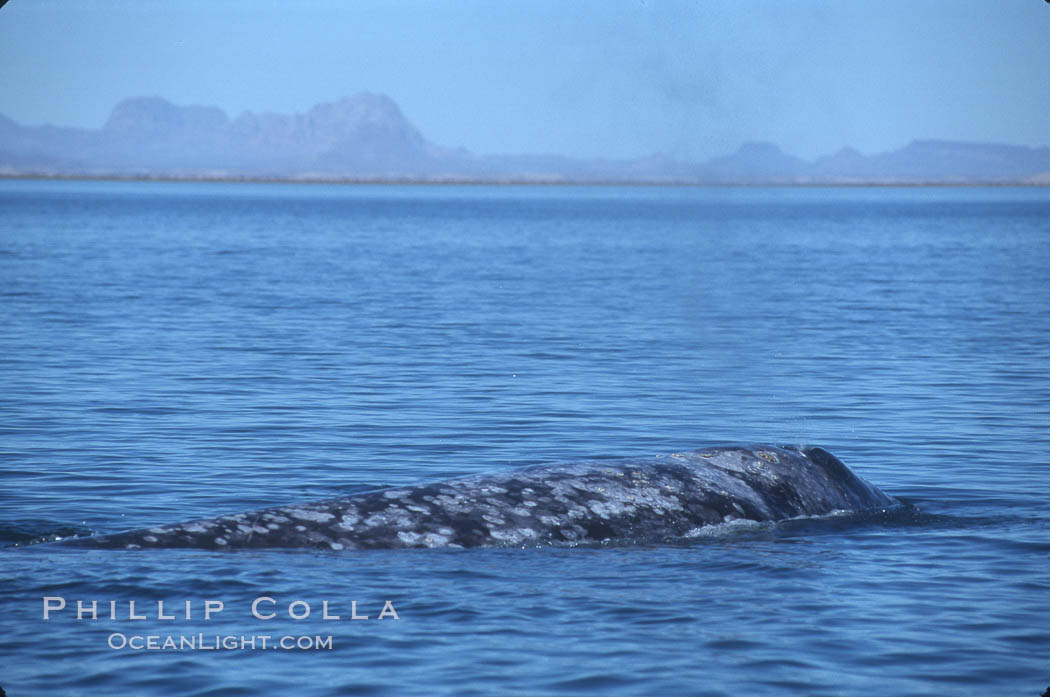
[1,0,1048,161]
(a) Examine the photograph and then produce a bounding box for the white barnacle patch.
[295,525,307,532]
[289,509,334,523]
[214,537,228,546]
[422,533,451,547]
[587,500,622,518]
[565,505,590,519]
[405,504,431,514]
[383,489,410,499]
[482,513,506,525]
[432,494,470,514]
[538,515,562,526]
[143,535,158,543]
[559,527,581,541]
[336,513,361,530]
[746,461,766,474]
[627,487,680,513]
[266,523,281,530]
[510,506,534,517]
[397,531,423,545]
[329,541,345,551]
[522,500,538,507]
[489,528,525,543]
[251,525,269,534]
[149,527,166,534]
[437,527,454,536]
[264,514,290,523]
[369,508,415,529]
[183,523,209,534]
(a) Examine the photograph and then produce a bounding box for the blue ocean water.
[1,179,1048,696]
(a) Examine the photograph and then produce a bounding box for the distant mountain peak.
[703,140,804,179]
[314,92,404,118]
[733,141,787,156]
[104,96,229,134]
[831,146,863,158]
[302,92,424,145]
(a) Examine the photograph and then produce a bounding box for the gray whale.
[63,445,897,551]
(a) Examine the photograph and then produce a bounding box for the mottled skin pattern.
[64,445,898,551]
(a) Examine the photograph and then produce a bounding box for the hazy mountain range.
[3,92,1050,184]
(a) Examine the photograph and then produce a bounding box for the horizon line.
[4,173,1049,189]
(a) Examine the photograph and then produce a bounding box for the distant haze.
[3,93,1050,184]
[0,1,1048,163]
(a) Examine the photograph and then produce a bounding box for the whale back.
[62,445,897,551]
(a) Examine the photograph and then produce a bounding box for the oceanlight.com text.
[107,632,334,651]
